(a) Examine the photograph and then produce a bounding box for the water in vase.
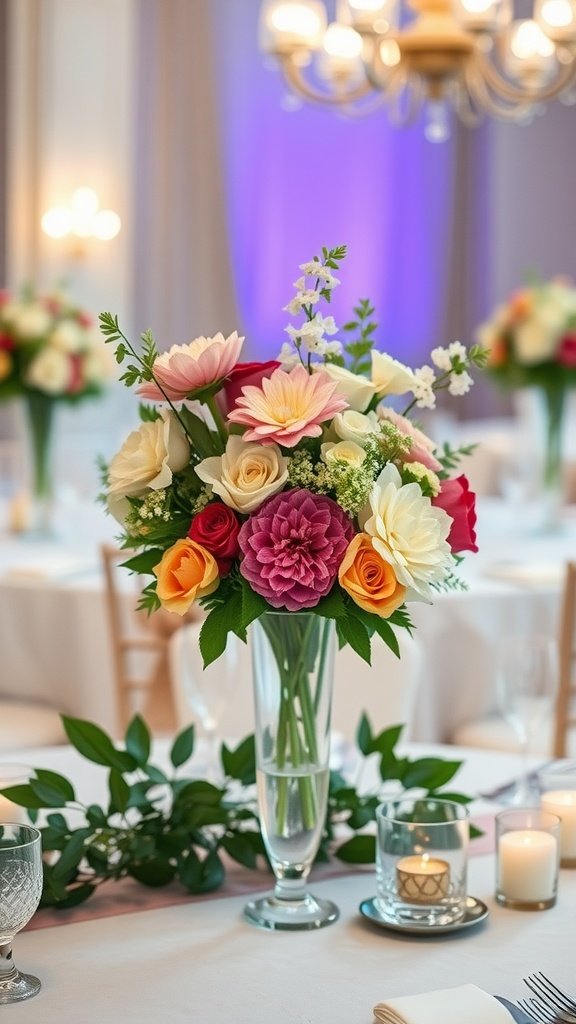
[257,763,329,872]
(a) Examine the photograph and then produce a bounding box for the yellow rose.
[321,440,366,469]
[195,435,289,513]
[338,533,406,618]
[154,538,219,615]
[107,411,189,499]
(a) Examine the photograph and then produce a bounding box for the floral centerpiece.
[0,285,111,528]
[101,245,484,930]
[477,278,576,519]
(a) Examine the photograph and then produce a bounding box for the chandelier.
[259,0,576,139]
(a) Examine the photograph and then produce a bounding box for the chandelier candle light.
[259,0,576,139]
[101,244,483,930]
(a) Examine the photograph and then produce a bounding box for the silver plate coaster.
[359,895,489,936]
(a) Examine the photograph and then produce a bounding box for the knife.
[495,994,536,1022]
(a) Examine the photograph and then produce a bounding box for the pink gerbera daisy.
[227,364,347,448]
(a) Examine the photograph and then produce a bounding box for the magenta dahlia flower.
[238,488,354,611]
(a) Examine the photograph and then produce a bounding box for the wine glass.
[0,823,43,1004]
[496,634,558,806]
[174,625,246,781]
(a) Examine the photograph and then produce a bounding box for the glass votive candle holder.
[376,798,469,927]
[0,765,31,823]
[496,808,560,910]
[539,773,576,868]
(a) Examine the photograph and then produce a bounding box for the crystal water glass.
[0,824,43,1004]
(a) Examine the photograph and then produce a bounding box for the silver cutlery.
[480,761,576,802]
[518,974,576,1023]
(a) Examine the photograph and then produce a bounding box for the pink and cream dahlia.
[238,488,354,611]
[138,331,244,402]
[227,364,347,448]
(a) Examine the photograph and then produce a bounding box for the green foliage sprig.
[0,714,477,910]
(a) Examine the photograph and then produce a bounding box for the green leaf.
[371,724,404,763]
[402,758,462,791]
[125,715,151,765]
[175,780,223,806]
[336,614,371,664]
[62,716,137,772]
[33,771,75,803]
[121,549,163,575]
[53,883,96,909]
[52,831,89,881]
[356,713,373,756]
[86,804,108,828]
[240,582,268,630]
[30,779,70,809]
[335,834,376,864]
[179,849,225,894]
[314,587,347,619]
[170,725,195,767]
[143,765,168,785]
[0,784,45,809]
[221,736,256,786]
[222,834,258,870]
[371,618,400,658]
[199,593,243,668]
[46,813,69,833]
[129,859,176,887]
[108,768,130,814]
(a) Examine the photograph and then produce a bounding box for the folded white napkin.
[373,983,513,1023]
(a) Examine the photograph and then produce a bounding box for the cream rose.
[314,362,375,412]
[358,462,452,601]
[332,409,379,447]
[321,440,366,469]
[195,435,288,513]
[513,304,565,365]
[26,348,71,395]
[371,351,416,397]
[50,320,85,353]
[15,305,51,340]
[107,411,190,499]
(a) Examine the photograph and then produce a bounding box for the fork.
[522,974,576,1022]
[517,997,563,1023]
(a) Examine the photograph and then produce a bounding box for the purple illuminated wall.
[209,0,457,365]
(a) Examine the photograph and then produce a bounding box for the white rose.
[371,351,417,396]
[195,435,288,513]
[332,409,379,447]
[26,348,71,395]
[314,363,375,412]
[83,344,114,385]
[321,440,366,469]
[15,305,51,340]
[358,463,452,601]
[50,320,84,353]
[107,411,190,499]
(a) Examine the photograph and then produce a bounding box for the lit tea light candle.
[396,854,450,903]
[0,765,30,824]
[498,830,558,903]
[541,791,576,865]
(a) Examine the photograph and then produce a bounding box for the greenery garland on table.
[1,714,477,910]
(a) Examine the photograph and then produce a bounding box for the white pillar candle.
[0,792,26,824]
[396,855,450,903]
[541,791,576,862]
[498,830,558,902]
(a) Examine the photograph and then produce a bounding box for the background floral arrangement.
[101,245,485,666]
[478,278,576,389]
[0,284,110,401]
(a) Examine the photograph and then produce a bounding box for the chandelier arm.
[278,54,375,106]
[463,59,528,117]
[474,47,576,105]
[453,75,483,125]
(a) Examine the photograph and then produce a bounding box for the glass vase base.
[0,972,41,1004]
[243,891,340,931]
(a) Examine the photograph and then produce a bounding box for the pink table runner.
[26,814,495,932]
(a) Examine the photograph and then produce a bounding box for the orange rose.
[487,336,508,368]
[154,538,219,615]
[338,534,406,618]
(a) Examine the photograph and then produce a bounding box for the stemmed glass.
[496,634,558,806]
[175,625,241,781]
[0,823,43,1004]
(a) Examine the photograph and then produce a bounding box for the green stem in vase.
[541,384,565,492]
[25,392,55,500]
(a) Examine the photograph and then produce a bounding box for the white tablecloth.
[0,499,574,743]
[7,743,576,1024]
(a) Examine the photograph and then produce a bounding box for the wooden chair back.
[554,562,576,758]
[101,544,183,736]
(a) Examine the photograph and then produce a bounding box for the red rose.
[218,360,280,415]
[432,474,478,554]
[188,502,240,574]
[558,334,576,368]
[0,332,15,352]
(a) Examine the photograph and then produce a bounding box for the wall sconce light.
[41,187,121,244]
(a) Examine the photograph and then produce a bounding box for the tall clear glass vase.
[23,392,55,537]
[244,611,338,931]
[537,384,566,532]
